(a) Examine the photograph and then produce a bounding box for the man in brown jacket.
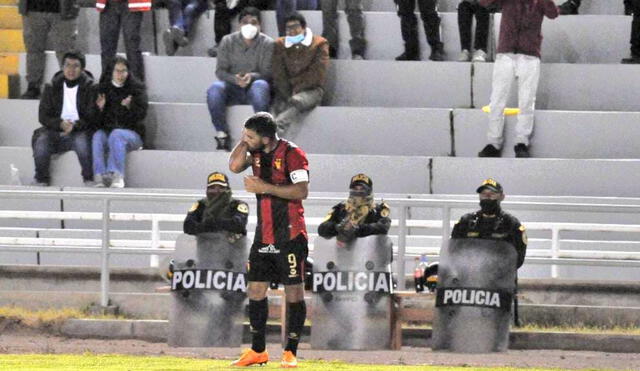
[272,12,330,136]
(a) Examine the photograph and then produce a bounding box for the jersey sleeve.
[287,147,309,184]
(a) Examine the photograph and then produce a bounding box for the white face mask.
[241,24,258,40]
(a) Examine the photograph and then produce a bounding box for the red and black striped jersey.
[251,139,309,244]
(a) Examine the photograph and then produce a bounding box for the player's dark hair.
[244,112,277,139]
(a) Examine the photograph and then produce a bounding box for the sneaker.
[352,53,364,60]
[93,174,106,188]
[429,46,445,61]
[478,144,502,157]
[231,348,269,367]
[215,135,231,151]
[207,45,218,58]
[472,49,487,62]
[20,85,41,100]
[110,174,125,188]
[514,143,530,158]
[280,350,298,368]
[621,55,640,64]
[170,26,188,47]
[163,29,178,56]
[83,179,96,187]
[457,49,470,62]
[395,52,420,61]
[30,179,48,187]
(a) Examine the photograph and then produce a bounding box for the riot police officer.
[183,171,249,238]
[451,178,527,268]
[318,173,391,243]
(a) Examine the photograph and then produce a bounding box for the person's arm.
[245,177,309,200]
[214,201,249,234]
[38,85,63,131]
[229,139,253,174]
[251,37,274,82]
[450,215,470,238]
[271,40,291,99]
[289,38,330,94]
[318,205,341,238]
[74,83,98,132]
[513,222,528,268]
[356,204,391,237]
[215,36,239,84]
[183,201,205,235]
[542,0,559,19]
[122,84,148,124]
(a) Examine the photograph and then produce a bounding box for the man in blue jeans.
[206,7,274,151]
[32,52,95,186]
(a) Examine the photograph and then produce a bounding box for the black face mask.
[480,199,500,215]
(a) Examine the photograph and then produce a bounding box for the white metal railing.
[2,189,640,306]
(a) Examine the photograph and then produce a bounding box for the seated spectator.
[19,0,79,100]
[208,0,271,57]
[183,171,249,239]
[97,0,150,82]
[318,173,391,244]
[276,0,318,36]
[320,0,366,59]
[457,0,490,62]
[163,0,209,56]
[272,12,329,135]
[206,7,274,151]
[92,56,148,188]
[31,52,95,186]
[478,0,558,159]
[622,0,640,64]
[395,0,445,61]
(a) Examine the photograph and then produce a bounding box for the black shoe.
[514,143,530,158]
[20,85,40,100]
[163,29,178,56]
[621,55,640,64]
[429,46,445,61]
[558,1,578,15]
[215,136,231,151]
[207,46,218,58]
[329,46,338,59]
[395,52,420,61]
[478,144,501,157]
[170,26,188,47]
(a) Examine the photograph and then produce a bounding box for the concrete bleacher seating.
[366,0,624,14]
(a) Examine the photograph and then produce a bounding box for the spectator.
[96,0,151,82]
[207,7,274,151]
[208,0,271,57]
[395,0,445,61]
[18,0,79,100]
[276,0,318,36]
[622,0,640,64]
[31,52,95,186]
[92,56,148,188]
[478,0,558,158]
[320,0,366,59]
[163,0,209,56]
[272,12,329,136]
[457,0,490,62]
[183,172,249,239]
[318,173,391,244]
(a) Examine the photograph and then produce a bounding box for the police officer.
[451,178,527,269]
[183,171,249,238]
[318,173,391,243]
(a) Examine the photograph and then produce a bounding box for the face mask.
[480,199,500,215]
[241,24,258,40]
[285,32,305,45]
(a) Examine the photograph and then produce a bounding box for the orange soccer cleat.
[230,348,269,367]
[280,350,298,368]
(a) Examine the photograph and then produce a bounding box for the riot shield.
[168,233,249,347]
[310,235,394,350]
[431,238,517,353]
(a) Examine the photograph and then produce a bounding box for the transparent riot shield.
[431,238,517,353]
[310,235,394,350]
[168,233,249,347]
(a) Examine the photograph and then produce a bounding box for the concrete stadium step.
[0,5,21,29]
[0,0,16,5]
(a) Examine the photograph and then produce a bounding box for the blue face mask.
[285,32,305,45]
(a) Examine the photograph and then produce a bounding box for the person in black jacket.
[92,56,148,188]
[31,51,95,186]
[183,172,249,240]
[318,173,391,244]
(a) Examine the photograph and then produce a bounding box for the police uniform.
[183,172,249,236]
[318,202,391,239]
[451,179,527,268]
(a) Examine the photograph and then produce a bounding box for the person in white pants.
[478,0,558,158]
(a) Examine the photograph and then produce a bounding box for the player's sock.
[249,298,268,353]
[284,301,306,356]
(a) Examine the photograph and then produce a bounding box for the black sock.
[249,298,268,353]
[284,301,306,356]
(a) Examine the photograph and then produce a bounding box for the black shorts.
[248,235,308,285]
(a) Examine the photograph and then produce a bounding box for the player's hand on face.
[244,175,268,194]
